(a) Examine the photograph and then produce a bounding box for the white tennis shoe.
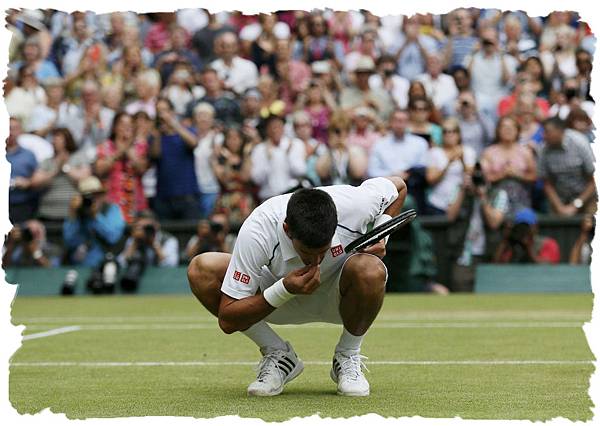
[247,341,304,396]
[330,351,370,396]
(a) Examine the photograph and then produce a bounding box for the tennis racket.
[344,209,417,254]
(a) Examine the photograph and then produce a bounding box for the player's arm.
[382,176,407,218]
[218,265,321,334]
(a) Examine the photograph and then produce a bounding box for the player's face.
[291,239,331,266]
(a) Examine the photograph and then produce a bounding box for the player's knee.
[345,254,387,294]
[187,253,218,295]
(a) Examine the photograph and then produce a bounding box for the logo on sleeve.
[233,271,241,281]
[330,245,344,257]
[241,274,251,284]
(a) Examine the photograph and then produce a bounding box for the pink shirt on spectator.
[97,139,149,223]
[347,129,380,155]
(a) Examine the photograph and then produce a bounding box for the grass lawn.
[9,293,595,421]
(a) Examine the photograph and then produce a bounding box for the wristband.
[263,279,295,308]
[374,214,393,244]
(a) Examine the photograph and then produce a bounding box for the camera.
[21,226,34,243]
[143,224,156,241]
[509,223,531,246]
[120,250,146,293]
[472,163,485,188]
[78,195,94,219]
[482,39,494,47]
[210,221,224,234]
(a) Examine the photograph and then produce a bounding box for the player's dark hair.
[286,189,337,248]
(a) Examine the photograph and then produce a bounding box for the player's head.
[284,189,338,265]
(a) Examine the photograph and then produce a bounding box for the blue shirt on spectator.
[7,145,38,204]
[63,202,126,268]
[12,60,61,80]
[368,132,429,177]
[156,130,200,199]
[447,35,479,68]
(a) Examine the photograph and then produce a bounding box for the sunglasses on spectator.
[331,128,344,135]
[412,105,429,111]
[443,128,459,134]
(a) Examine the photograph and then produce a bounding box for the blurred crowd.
[4,8,597,291]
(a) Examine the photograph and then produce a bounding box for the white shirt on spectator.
[369,74,410,109]
[425,145,476,211]
[194,131,223,194]
[466,52,518,113]
[368,132,429,177]
[416,72,459,113]
[210,56,259,95]
[18,133,54,164]
[251,137,307,201]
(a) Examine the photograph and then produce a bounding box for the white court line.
[22,326,82,341]
[12,311,591,323]
[22,322,586,331]
[10,360,595,367]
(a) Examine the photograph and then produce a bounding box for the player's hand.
[360,240,386,259]
[283,265,321,295]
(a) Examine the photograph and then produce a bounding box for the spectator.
[343,28,381,78]
[10,35,60,81]
[210,31,259,96]
[95,111,149,223]
[455,91,494,158]
[191,103,223,218]
[294,79,336,144]
[569,214,595,265]
[144,13,179,55]
[445,163,509,292]
[497,72,550,118]
[522,56,551,99]
[466,26,518,120]
[161,64,195,116]
[315,111,368,186]
[56,12,96,77]
[25,77,72,139]
[538,117,597,217]
[368,109,429,212]
[117,210,179,269]
[191,9,236,62]
[134,111,159,210]
[494,208,561,264]
[444,8,478,68]
[125,69,161,118]
[185,219,227,260]
[565,107,594,143]
[152,98,202,220]
[392,16,437,81]
[346,107,382,156]
[407,80,443,125]
[5,65,47,125]
[291,111,327,186]
[2,220,58,268]
[7,117,39,223]
[425,118,476,215]
[450,65,471,94]
[240,88,262,130]
[540,24,578,82]
[249,13,287,75]
[63,176,126,268]
[340,55,394,121]
[407,97,442,146]
[574,48,593,101]
[368,54,410,110]
[274,38,312,104]
[416,53,459,115]
[514,94,545,154]
[152,24,201,86]
[256,74,288,121]
[211,125,255,230]
[64,79,116,162]
[250,114,307,201]
[186,67,241,126]
[481,116,537,215]
[294,12,344,65]
[30,128,91,221]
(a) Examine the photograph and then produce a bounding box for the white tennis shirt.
[221,177,399,300]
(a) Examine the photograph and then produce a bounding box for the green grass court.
[9,293,595,421]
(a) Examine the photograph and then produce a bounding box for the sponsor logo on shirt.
[330,245,344,257]
[233,271,241,281]
[241,274,251,284]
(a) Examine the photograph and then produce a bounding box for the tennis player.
[188,176,406,396]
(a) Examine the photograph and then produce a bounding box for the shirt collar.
[276,220,342,262]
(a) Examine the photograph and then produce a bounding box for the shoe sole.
[330,368,370,397]
[247,359,305,397]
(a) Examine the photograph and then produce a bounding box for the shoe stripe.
[282,356,296,368]
[277,361,292,375]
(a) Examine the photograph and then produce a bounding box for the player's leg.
[187,253,303,396]
[331,253,387,396]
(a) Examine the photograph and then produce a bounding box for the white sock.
[242,321,287,352]
[335,328,365,354]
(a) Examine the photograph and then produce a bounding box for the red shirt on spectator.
[497,94,550,118]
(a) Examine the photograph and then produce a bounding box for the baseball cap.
[17,9,46,31]
[78,176,105,195]
[514,208,537,226]
[354,106,375,118]
[311,61,331,75]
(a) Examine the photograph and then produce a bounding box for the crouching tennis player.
[188,176,406,396]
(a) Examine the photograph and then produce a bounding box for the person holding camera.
[2,220,58,268]
[455,91,495,158]
[185,219,227,260]
[569,214,594,265]
[117,210,179,269]
[63,176,126,268]
[445,163,509,292]
[493,208,560,264]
